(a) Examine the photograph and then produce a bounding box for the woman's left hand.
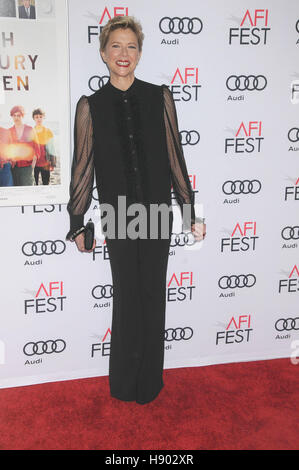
[191,222,206,242]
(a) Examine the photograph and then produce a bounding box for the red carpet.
[0,358,298,450]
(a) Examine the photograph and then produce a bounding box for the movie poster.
[0,0,70,206]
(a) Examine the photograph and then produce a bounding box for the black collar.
[106,77,139,95]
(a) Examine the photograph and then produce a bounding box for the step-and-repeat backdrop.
[1,0,299,388]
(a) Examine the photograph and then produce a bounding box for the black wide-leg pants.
[105,211,173,404]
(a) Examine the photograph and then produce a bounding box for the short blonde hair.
[99,16,144,52]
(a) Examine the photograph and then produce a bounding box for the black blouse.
[66,77,196,239]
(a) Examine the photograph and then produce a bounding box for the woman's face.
[101,28,141,82]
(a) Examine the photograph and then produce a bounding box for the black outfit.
[67,77,196,404]
[34,167,50,185]
[18,5,36,19]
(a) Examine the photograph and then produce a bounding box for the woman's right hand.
[74,232,96,253]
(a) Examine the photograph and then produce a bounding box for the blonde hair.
[99,16,144,52]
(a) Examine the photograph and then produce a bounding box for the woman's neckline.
[107,76,137,93]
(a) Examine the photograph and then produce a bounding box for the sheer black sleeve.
[66,95,94,240]
[162,85,196,231]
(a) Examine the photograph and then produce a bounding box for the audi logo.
[159,17,203,35]
[22,240,66,256]
[23,340,66,356]
[92,284,113,299]
[222,180,262,195]
[92,186,100,202]
[88,75,110,92]
[288,128,299,143]
[180,130,200,146]
[296,20,299,34]
[218,274,256,289]
[226,75,267,91]
[170,232,196,247]
[275,318,299,331]
[164,327,193,341]
[281,226,299,240]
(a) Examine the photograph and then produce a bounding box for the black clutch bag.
[84,219,94,250]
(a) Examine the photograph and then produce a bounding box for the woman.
[67,16,206,405]
[9,106,39,186]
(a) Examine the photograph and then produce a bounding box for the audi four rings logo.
[226,75,267,91]
[92,186,99,201]
[88,75,110,92]
[296,20,299,33]
[288,128,299,143]
[170,232,196,247]
[180,130,200,146]
[275,318,299,331]
[22,240,66,256]
[23,340,66,356]
[218,274,256,289]
[92,285,113,299]
[164,327,193,341]
[159,17,203,35]
[222,180,262,195]
[281,226,299,240]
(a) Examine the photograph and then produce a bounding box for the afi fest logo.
[168,67,201,102]
[167,272,196,302]
[221,221,258,252]
[89,201,113,260]
[225,121,264,156]
[284,177,299,201]
[91,328,112,358]
[88,6,129,43]
[216,315,253,345]
[91,239,110,262]
[24,281,66,314]
[229,9,271,45]
[278,265,299,294]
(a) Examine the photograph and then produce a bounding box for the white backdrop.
[1,0,299,389]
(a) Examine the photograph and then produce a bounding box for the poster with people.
[0,0,70,206]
